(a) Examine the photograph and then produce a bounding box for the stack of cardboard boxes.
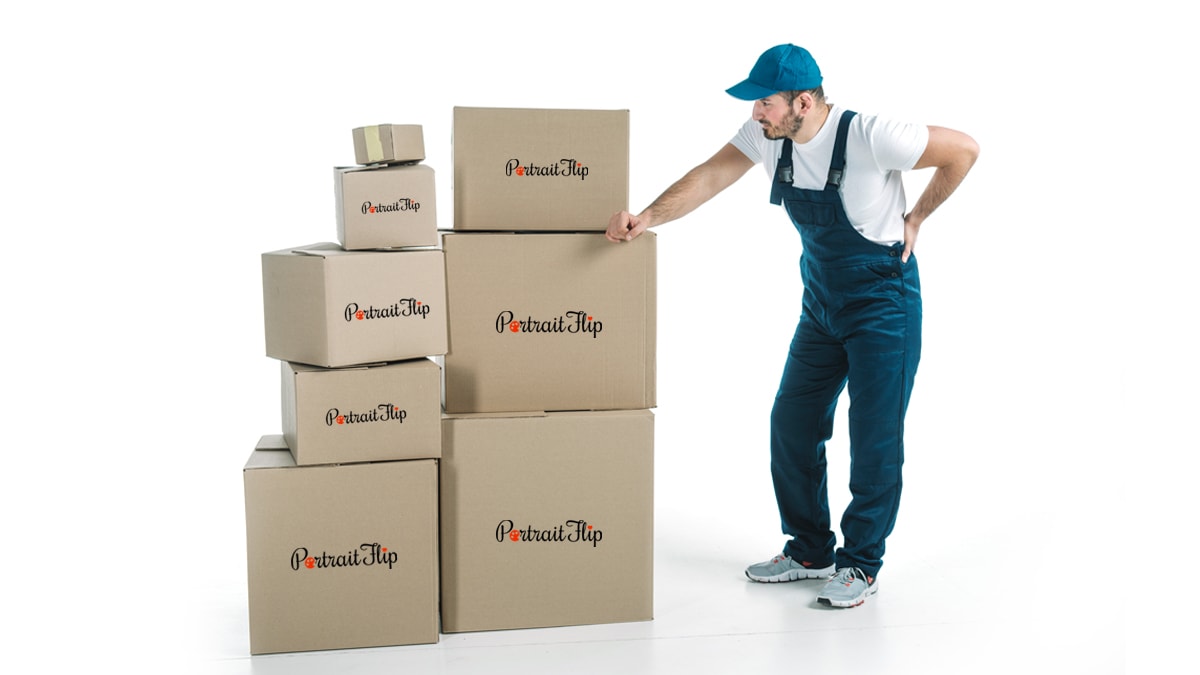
[248,126,445,655]
[245,109,657,654]
[439,107,656,633]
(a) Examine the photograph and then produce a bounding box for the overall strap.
[776,138,794,186]
[769,137,794,206]
[826,109,858,190]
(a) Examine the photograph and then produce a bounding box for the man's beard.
[761,110,803,140]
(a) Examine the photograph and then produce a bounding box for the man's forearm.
[638,143,755,228]
[908,161,971,224]
[639,168,717,228]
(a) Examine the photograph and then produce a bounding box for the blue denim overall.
[768,110,922,578]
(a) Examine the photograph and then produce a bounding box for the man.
[606,44,979,608]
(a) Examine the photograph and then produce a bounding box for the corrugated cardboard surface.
[335,163,438,250]
[442,232,656,414]
[262,244,448,368]
[244,442,439,654]
[352,124,425,165]
[439,410,654,633]
[282,359,442,465]
[452,107,629,231]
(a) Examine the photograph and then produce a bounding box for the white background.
[1,1,1191,672]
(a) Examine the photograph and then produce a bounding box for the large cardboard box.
[244,436,439,654]
[262,244,448,368]
[452,107,629,231]
[352,124,425,165]
[335,163,438,250]
[441,231,656,414]
[282,358,441,466]
[440,410,654,633]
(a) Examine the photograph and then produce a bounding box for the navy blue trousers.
[770,250,921,578]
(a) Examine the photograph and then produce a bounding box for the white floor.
[5,385,1138,675]
[146,396,1129,675]
[189,501,1124,675]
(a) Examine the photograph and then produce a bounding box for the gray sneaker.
[745,554,835,583]
[815,567,878,607]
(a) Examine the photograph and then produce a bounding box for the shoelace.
[832,567,868,584]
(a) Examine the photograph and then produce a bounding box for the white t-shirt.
[730,104,928,245]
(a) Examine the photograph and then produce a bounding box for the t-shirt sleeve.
[860,115,928,172]
[730,118,763,163]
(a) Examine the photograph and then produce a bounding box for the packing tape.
[365,125,385,163]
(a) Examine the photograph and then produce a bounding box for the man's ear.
[794,91,814,115]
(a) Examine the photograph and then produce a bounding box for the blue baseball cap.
[726,44,823,100]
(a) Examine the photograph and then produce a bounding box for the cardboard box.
[440,410,654,633]
[282,358,441,466]
[335,163,438,250]
[441,231,656,414]
[452,107,629,231]
[352,124,425,165]
[262,244,448,368]
[244,436,439,654]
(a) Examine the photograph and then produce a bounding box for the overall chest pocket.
[784,199,839,227]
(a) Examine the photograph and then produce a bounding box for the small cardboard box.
[440,410,654,633]
[352,124,425,165]
[441,231,655,414]
[244,436,439,654]
[335,163,438,250]
[282,358,441,466]
[262,244,448,368]
[452,107,629,231]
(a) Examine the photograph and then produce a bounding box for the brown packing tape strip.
[365,125,386,163]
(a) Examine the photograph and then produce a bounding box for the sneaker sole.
[745,565,835,583]
[817,582,879,608]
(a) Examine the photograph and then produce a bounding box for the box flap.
[255,434,289,451]
[544,409,654,421]
[336,161,422,174]
[289,242,344,258]
[263,242,345,258]
[244,447,296,471]
[441,410,547,421]
[287,361,378,374]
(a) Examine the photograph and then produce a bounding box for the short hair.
[781,86,825,105]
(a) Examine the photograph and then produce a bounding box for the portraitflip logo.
[326,404,408,427]
[361,198,421,215]
[290,543,398,571]
[505,158,589,181]
[344,298,431,322]
[494,519,603,548]
[494,310,602,338]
